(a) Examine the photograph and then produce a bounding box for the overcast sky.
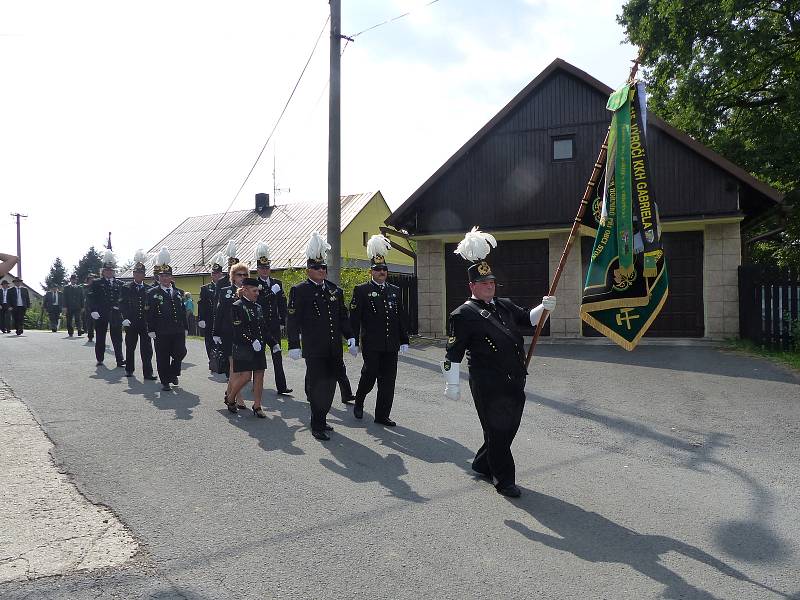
[0,0,634,290]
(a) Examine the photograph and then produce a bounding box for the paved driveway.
[1,331,798,599]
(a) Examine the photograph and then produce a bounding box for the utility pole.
[10,213,27,278]
[327,0,342,284]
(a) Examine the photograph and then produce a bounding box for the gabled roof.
[387,58,782,228]
[120,192,379,277]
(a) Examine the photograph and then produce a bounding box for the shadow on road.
[122,378,200,421]
[89,364,125,385]
[221,393,306,456]
[505,489,790,600]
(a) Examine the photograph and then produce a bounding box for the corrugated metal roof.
[120,193,379,277]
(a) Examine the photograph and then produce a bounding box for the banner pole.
[525,52,643,368]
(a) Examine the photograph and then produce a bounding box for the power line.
[212,14,330,233]
[351,0,442,38]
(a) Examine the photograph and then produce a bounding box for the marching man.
[121,250,156,380]
[349,234,409,426]
[89,250,125,367]
[443,227,556,498]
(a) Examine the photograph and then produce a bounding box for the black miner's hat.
[454,227,498,283]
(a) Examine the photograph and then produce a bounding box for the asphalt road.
[1,330,799,600]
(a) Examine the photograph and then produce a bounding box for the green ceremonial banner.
[580,83,669,351]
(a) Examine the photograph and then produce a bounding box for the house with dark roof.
[387,58,783,340]
[121,191,414,301]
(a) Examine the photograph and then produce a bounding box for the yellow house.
[120,192,414,307]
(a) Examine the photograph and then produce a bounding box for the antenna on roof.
[273,146,290,202]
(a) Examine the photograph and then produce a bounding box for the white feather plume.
[156,246,171,267]
[102,249,116,265]
[366,235,392,260]
[254,241,271,261]
[454,226,497,262]
[133,249,147,264]
[306,231,331,261]
[224,240,238,259]
[210,252,225,267]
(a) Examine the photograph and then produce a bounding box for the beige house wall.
[704,222,741,339]
[416,239,446,338]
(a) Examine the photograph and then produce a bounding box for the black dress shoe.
[171,376,179,385]
[323,424,334,431]
[311,430,330,441]
[277,388,293,395]
[125,372,134,377]
[144,375,158,381]
[374,418,396,427]
[496,484,521,498]
[342,395,356,404]
[161,383,172,391]
[116,363,126,369]
[353,403,364,419]
[472,467,492,480]
[96,361,104,366]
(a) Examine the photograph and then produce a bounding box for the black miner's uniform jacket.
[445,297,530,377]
[88,278,124,324]
[121,282,150,328]
[212,285,239,338]
[63,283,84,311]
[287,279,353,357]
[146,286,188,335]
[255,277,287,339]
[231,298,276,349]
[198,281,217,326]
[210,275,230,333]
[349,280,409,353]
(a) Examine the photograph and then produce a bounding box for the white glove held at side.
[288,348,301,360]
[399,344,409,354]
[252,340,262,352]
[212,336,222,344]
[272,344,281,354]
[198,320,206,329]
[121,319,131,327]
[91,311,100,320]
[148,332,156,339]
[442,361,461,400]
[271,283,281,294]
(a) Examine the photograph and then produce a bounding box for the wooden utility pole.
[327,0,342,284]
[10,212,27,278]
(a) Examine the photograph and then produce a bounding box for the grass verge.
[724,338,800,373]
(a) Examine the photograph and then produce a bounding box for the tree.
[43,257,68,290]
[73,246,104,282]
[618,0,800,266]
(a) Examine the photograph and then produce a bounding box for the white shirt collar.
[470,295,495,304]
[371,278,385,288]
[161,285,172,293]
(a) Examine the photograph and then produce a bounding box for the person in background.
[83,274,97,342]
[184,292,196,336]
[63,274,84,337]
[198,253,225,365]
[9,277,31,336]
[1,280,12,333]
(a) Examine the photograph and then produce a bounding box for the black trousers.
[1,305,10,332]
[306,358,352,400]
[155,332,187,384]
[468,369,526,489]
[271,349,288,391]
[125,326,154,376]
[84,308,95,340]
[66,308,83,335]
[204,328,215,364]
[355,350,398,420]
[47,309,61,331]
[305,355,343,432]
[94,318,124,364]
[12,307,26,334]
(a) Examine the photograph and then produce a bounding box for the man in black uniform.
[83,274,97,342]
[210,240,239,379]
[8,277,30,335]
[198,252,225,366]
[349,235,409,426]
[63,274,84,337]
[253,241,292,395]
[89,251,125,367]
[0,280,11,333]
[43,286,63,332]
[146,247,188,391]
[287,232,355,441]
[443,227,556,498]
[121,251,156,380]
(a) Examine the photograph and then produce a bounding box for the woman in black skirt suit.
[226,278,276,417]
[213,263,248,408]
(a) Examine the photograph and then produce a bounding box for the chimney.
[255,193,271,213]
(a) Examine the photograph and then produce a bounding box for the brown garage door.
[581,231,705,337]
[444,238,549,336]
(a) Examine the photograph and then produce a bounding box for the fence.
[738,265,800,350]
[387,273,418,335]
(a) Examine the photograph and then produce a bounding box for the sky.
[0,0,635,291]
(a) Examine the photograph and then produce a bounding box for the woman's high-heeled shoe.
[226,396,237,413]
[252,405,266,418]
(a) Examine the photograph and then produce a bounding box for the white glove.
[442,360,461,400]
[252,340,262,352]
[399,344,409,354]
[347,338,358,357]
[121,319,131,327]
[530,295,557,326]
[272,344,281,354]
[542,295,557,311]
[91,311,100,320]
[148,332,156,339]
[271,283,281,294]
[198,320,206,329]
[288,348,301,360]
[212,336,222,344]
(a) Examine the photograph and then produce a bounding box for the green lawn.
[724,339,800,373]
